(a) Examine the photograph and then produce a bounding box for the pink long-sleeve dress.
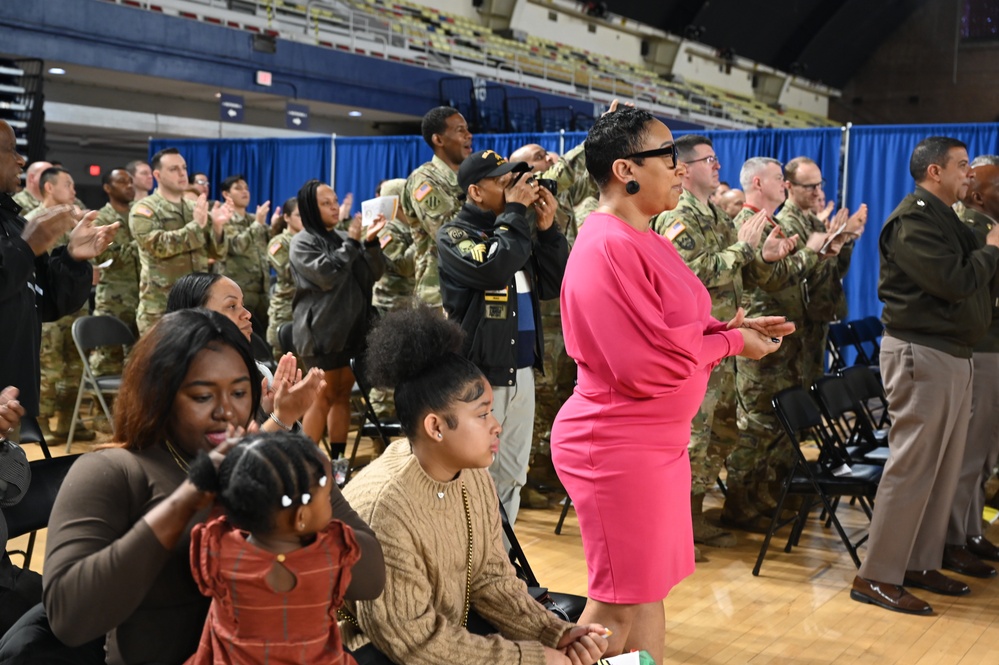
[551,212,744,604]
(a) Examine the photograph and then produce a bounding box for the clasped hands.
[727,308,796,360]
[544,623,610,665]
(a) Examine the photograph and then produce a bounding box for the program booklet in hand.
[361,195,398,228]
[819,220,848,254]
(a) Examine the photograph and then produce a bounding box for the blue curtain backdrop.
[332,132,563,209]
[147,137,332,214]
[148,124,999,328]
[330,128,842,217]
[843,123,999,322]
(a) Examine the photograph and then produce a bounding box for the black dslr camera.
[535,178,558,197]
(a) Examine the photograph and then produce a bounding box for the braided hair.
[189,430,328,534]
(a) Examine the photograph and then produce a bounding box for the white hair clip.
[281,495,293,508]
[301,492,312,505]
[319,476,328,488]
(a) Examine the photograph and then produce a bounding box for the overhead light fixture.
[349,111,363,117]
[215,92,222,98]
[48,67,66,75]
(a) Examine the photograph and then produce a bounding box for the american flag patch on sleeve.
[414,182,433,202]
[664,221,686,240]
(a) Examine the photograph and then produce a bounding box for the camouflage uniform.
[363,218,417,420]
[130,190,227,335]
[25,207,85,425]
[529,144,594,492]
[652,191,764,501]
[91,202,140,376]
[215,211,270,331]
[372,217,416,316]
[733,201,834,498]
[266,229,296,358]
[779,199,852,386]
[400,155,462,306]
[12,189,40,216]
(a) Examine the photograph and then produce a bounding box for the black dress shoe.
[850,576,933,615]
[903,569,971,596]
[943,545,997,578]
[967,535,999,562]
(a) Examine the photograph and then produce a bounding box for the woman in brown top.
[42,309,384,665]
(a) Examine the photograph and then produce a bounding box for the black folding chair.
[3,455,81,568]
[68,315,135,452]
[753,388,882,575]
[250,332,277,374]
[811,376,890,465]
[848,316,883,367]
[498,502,586,623]
[826,322,854,373]
[840,365,890,431]
[346,357,404,482]
[277,322,295,357]
[16,416,50,460]
[554,495,573,535]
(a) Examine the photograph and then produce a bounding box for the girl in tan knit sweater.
[341,305,609,665]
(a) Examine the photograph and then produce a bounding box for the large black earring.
[625,180,640,195]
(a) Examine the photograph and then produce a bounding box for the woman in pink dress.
[551,107,795,662]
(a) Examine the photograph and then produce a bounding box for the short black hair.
[39,167,69,193]
[166,272,223,312]
[221,174,246,194]
[421,106,461,149]
[365,304,485,440]
[150,148,181,171]
[584,106,656,189]
[675,134,712,163]
[910,136,967,182]
[188,430,327,534]
[101,167,127,188]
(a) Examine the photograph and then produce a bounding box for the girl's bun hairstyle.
[364,304,484,440]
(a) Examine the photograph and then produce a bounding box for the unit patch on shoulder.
[675,233,695,251]
[664,220,686,241]
[414,182,433,203]
[447,227,467,242]
[132,205,154,218]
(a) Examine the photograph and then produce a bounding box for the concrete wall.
[833,0,999,124]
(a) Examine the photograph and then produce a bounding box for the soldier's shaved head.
[964,164,999,221]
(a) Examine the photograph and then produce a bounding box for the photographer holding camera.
[437,149,568,524]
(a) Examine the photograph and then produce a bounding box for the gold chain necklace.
[459,481,472,628]
[164,440,190,473]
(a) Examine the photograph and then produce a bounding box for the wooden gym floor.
[13,431,999,664]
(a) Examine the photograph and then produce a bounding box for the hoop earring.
[625,180,640,195]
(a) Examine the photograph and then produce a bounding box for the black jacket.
[437,201,568,386]
[289,230,385,360]
[879,186,999,358]
[0,194,92,415]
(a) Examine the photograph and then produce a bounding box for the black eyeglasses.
[788,179,825,192]
[626,145,677,169]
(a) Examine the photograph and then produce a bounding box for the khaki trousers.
[858,336,972,584]
[948,351,999,542]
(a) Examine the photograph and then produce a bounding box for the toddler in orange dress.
[185,430,360,665]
